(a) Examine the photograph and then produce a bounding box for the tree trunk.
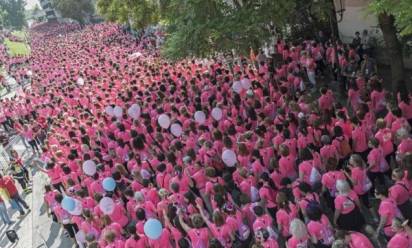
[378,12,405,90]
[328,0,339,40]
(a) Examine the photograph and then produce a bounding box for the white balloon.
[68,199,83,216]
[211,107,223,121]
[127,104,141,120]
[82,160,96,176]
[77,77,84,86]
[113,106,123,118]
[241,78,251,90]
[232,81,242,93]
[105,106,114,116]
[222,149,237,167]
[194,111,206,124]
[26,70,32,76]
[99,197,115,215]
[170,123,183,137]
[158,114,171,129]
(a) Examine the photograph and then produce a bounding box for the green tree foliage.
[97,0,159,30]
[51,0,95,24]
[369,0,412,36]
[0,0,26,29]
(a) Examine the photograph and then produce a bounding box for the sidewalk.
[0,73,74,248]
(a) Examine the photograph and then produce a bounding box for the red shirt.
[0,176,18,196]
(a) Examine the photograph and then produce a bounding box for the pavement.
[0,74,75,248]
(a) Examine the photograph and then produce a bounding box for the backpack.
[362,175,372,193]
[339,138,352,157]
[237,223,251,241]
[6,230,18,243]
[309,167,321,185]
[320,225,335,245]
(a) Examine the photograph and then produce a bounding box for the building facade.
[39,0,60,21]
[334,0,378,43]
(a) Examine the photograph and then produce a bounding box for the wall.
[334,0,378,43]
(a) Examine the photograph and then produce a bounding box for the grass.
[4,38,30,57]
[11,30,27,40]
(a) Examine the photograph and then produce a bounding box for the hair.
[392,168,405,180]
[321,135,331,145]
[306,204,322,221]
[298,182,312,194]
[375,184,389,197]
[336,180,350,194]
[299,148,313,161]
[289,218,308,240]
[238,143,249,156]
[376,118,386,129]
[349,154,364,168]
[279,144,289,157]
[212,212,225,226]
[191,214,204,228]
[104,230,116,243]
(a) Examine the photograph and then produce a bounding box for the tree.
[96,0,340,60]
[51,0,95,25]
[0,0,26,29]
[369,0,412,89]
[97,0,159,30]
[160,0,295,59]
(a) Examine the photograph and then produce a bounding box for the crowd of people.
[0,21,411,248]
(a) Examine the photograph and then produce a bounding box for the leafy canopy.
[51,0,95,24]
[369,0,412,36]
[0,0,26,29]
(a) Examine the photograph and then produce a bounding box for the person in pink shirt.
[287,218,309,248]
[318,88,334,112]
[374,184,400,239]
[199,208,235,247]
[124,225,149,248]
[306,204,335,247]
[276,192,298,238]
[375,118,394,162]
[320,135,339,169]
[333,180,365,232]
[254,228,279,248]
[344,154,371,209]
[278,144,297,180]
[297,182,320,219]
[397,85,412,124]
[321,157,345,210]
[387,217,412,248]
[390,168,412,222]
[367,138,387,187]
[333,230,374,248]
[351,118,369,161]
[178,212,209,248]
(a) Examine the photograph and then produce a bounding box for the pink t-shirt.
[350,167,369,195]
[375,128,393,156]
[334,191,358,214]
[387,232,412,248]
[287,236,309,248]
[389,181,410,205]
[352,125,368,153]
[276,204,298,237]
[307,215,334,245]
[378,198,398,237]
[348,232,374,248]
[187,228,209,248]
[279,155,297,179]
